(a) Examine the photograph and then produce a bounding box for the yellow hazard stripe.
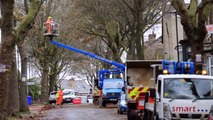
[128,87,139,100]
[128,87,150,100]
[141,87,149,92]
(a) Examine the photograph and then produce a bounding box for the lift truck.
[96,68,125,107]
[126,60,213,120]
[43,17,125,106]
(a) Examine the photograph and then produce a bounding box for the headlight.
[102,92,107,97]
[120,101,126,106]
[163,103,172,120]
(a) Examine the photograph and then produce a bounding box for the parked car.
[63,89,76,103]
[117,93,127,114]
[49,91,57,104]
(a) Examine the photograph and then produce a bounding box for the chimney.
[148,32,156,44]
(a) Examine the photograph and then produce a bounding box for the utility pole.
[175,11,179,61]
[210,5,213,43]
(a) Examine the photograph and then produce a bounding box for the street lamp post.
[175,11,180,61]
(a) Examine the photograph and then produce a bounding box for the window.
[164,78,213,99]
[157,80,161,95]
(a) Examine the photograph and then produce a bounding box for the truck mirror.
[156,98,160,102]
[155,92,160,102]
[150,88,156,98]
[127,76,133,86]
[122,87,125,92]
[94,78,98,86]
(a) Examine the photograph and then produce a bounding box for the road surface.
[40,103,127,120]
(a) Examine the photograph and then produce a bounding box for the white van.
[63,89,76,103]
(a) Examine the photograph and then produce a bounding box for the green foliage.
[105,20,120,40]
[188,0,197,28]
[28,84,41,101]
[203,4,211,18]
[15,0,40,40]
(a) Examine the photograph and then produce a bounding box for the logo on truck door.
[172,106,208,113]
[172,106,196,112]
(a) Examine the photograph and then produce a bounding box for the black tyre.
[127,110,135,120]
[154,114,159,120]
[102,102,106,107]
[117,109,120,114]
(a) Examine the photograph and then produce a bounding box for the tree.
[171,0,213,71]
[15,0,42,112]
[74,0,168,61]
[0,0,42,118]
[0,0,16,119]
[69,39,105,86]
[28,0,76,102]
[74,0,126,63]
[118,0,167,60]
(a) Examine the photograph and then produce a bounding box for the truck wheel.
[93,97,99,105]
[118,109,123,114]
[127,110,136,120]
[153,114,159,120]
[102,102,106,107]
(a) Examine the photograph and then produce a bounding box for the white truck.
[146,74,213,120]
[126,60,213,120]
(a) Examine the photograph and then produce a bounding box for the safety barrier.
[72,98,82,104]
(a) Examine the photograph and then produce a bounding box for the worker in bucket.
[56,88,64,105]
[44,16,58,36]
[45,16,52,34]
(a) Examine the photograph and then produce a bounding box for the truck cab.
[97,68,125,107]
[101,78,124,106]
[155,74,213,120]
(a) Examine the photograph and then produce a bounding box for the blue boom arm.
[50,40,126,70]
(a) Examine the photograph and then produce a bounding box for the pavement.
[19,103,49,120]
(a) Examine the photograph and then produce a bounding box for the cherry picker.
[43,17,126,106]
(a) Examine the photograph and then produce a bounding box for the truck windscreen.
[103,79,124,89]
[164,78,213,99]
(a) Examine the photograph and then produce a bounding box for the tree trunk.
[18,44,29,112]
[15,0,41,110]
[135,34,143,60]
[49,74,57,93]
[111,47,122,63]
[210,4,213,44]
[7,55,19,116]
[19,81,28,111]
[190,40,203,73]
[0,0,15,119]
[40,65,49,103]
[127,35,136,60]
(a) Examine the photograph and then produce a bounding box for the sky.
[144,24,162,41]
[185,0,190,3]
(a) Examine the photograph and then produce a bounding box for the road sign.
[27,81,35,85]
[0,63,6,72]
[206,24,213,34]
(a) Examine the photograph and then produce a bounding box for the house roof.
[60,79,91,94]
